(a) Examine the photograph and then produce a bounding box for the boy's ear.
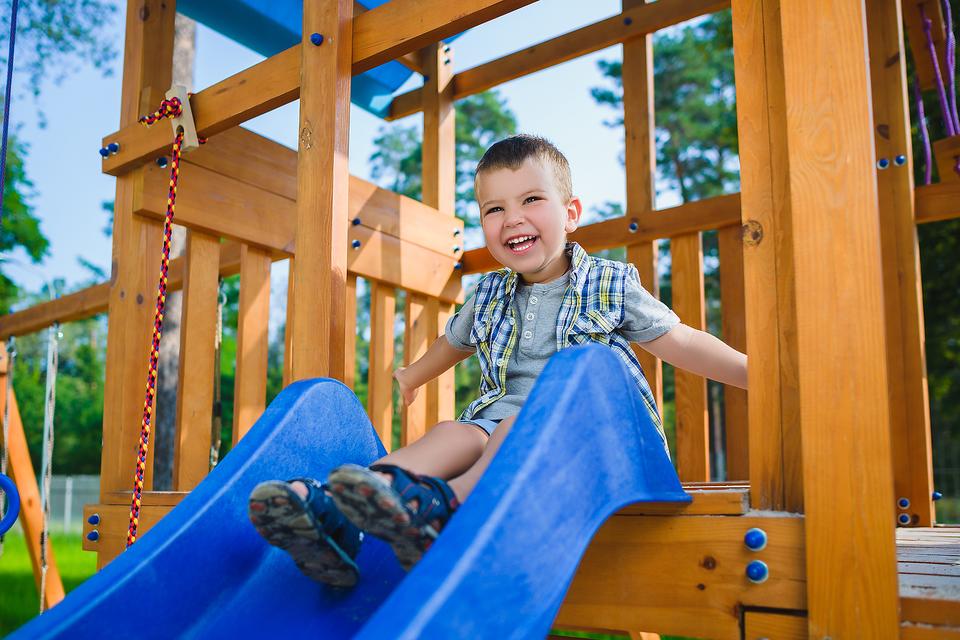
[564,196,583,233]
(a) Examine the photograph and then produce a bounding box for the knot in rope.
[138,97,183,126]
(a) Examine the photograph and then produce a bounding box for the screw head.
[745,560,769,584]
[310,33,324,46]
[744,528,768,552]
[897,497,910,509]
[894,154,907,166]
[453,246,461,253]
[351,239,361,250]
[453,228,461,237]
[877,157,890,169]
[898,513,911,525]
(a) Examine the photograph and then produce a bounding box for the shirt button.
[523,330,532,339]
[526,312,535,321]
[530,296,539,305]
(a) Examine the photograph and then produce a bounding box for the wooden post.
[780,0,900,634]
[402,294,431,444]
[622,0,664,417]
[865,0,935,526]
[345,275,358,390]
[99,0,176,565]
[671,235,709,481]
[290,0,353,382]
[730,0,803,512]
[0,352,65,607]
[718,225,748,479]
[173,230,220,490]
[368,282,397,450]
[233,244,271,444]
[421,41,458,427]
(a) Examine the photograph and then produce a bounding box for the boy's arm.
[394,335,473,405]
[639,323,748,389]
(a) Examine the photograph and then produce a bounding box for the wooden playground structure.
[2,0,960,637]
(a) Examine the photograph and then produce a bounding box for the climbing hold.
[310,33,324,46]
[898,513,911,525]
[744,527,768,552]
[351,239,361,249]
[933,491,943,501]
[108,142,120,155]
[877,157,890,169]
[746,560,769,584]
[897,497,910,509]
[894,154,907,166]
[628,220,639,233]
[352,217,361,226]
[87,513,101,526]
[156,156,169,168]
[86,530,100,542]
[99,147,110,158]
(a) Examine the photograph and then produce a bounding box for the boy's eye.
[523,196,540,204]
[485,206,503,215]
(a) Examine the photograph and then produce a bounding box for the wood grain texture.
[401,294,430,445]
[173,231,220,490]
[718,225,748,480]
[233,245,271,444]
[866,0,935,527]
[778,0,900,634]
[368,283,397,451]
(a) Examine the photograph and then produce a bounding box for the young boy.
[248,135,747,587]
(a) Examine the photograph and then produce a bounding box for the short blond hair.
[475,134,573,203]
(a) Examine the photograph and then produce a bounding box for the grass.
[0,530,97,636]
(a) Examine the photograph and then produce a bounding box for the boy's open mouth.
[505,234,539,254]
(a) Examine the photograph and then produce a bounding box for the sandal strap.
[285,477,362,558]
[368,464,458,523]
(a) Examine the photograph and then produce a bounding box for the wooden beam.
[777,0,900,634]
[173,231,220,491]
[345,275,358,390]
[916,182,960,223]
[401,294,430,444]
[556,514,806,640]
[102,0,535,175]
[617,484,749,515]
[99,0,177,544]
[901,0,945,92]
[718,226,748,480]
[671,234,709,481]
[352,1,422,73]
[388,0,731,120]
[0,359,65,607]
[742,612,807,639]
[368,282,397,451]
[461,194,742,274]
[730,0,802,512]
[866,0,935,526]
[622,0,663,425]
[233,245,271,444]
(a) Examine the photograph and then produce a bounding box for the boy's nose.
[504,208,525,226]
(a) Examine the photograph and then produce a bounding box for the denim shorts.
[458,418,502,437]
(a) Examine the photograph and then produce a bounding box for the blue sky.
[5,0,683,300]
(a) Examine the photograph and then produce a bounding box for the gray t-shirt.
[445,266,679,421]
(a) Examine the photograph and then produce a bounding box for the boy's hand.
[394,367,418,406]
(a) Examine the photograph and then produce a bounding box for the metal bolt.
[108,142,120,154]
[99,147,110,158]
[894,154,907,166]
[745,560,769,584]
[453,246,461,253]
[352,217,361,226]
[444,58,451,65]
[628,220,639,233]
[744,528,768,552]
[877,157,890,169]
[310,33,324,46]
[351,239,361,250]
[86,530,100,542]
[453,228,461,237]
[443,45,451,54]
[897,497,910,509]
[898,513,911,525]
[87,513,100,525]
[156,156,169,168]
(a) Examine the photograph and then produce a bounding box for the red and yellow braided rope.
[127,98,188,548]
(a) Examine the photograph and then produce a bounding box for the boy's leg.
[371,420,489,480]
[447,415,516,501]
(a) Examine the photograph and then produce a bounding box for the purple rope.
[921,3,956,136]
[914,76,933,185]
[0,0,20,229]
[943,0,960,132]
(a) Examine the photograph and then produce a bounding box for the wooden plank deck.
[898,527,960,635]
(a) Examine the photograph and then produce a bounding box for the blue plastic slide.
[11,345,688,639]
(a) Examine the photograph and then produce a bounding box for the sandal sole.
[248,481,359,588]
[327,465,437,571]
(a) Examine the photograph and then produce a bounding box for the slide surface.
[11,345,688,639]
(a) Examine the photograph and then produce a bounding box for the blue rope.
[0,0,21,229]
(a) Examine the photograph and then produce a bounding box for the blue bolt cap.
[310,33,324,46]
[99,147,110,158]
[454,262,463,270]
[87,514,100,525]
[351,239,361,249]
[624,17,633,25]
[628,221,639,232]
[898,497,910,509]
[108,142,120,154]
[746,560,769,584]
[877,157,890,169]
[744,527,768,551]
[86,530,99,542]
[898,513,911,525]
[933,491,943,501]
[156,156,169,168]
[352,217,361,226]
[895,154,907,166]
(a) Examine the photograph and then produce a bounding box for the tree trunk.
[153,14,195,491]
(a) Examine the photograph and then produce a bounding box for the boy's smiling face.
[476,156,582,284]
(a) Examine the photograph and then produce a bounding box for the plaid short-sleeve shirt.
[460,242,667,447]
